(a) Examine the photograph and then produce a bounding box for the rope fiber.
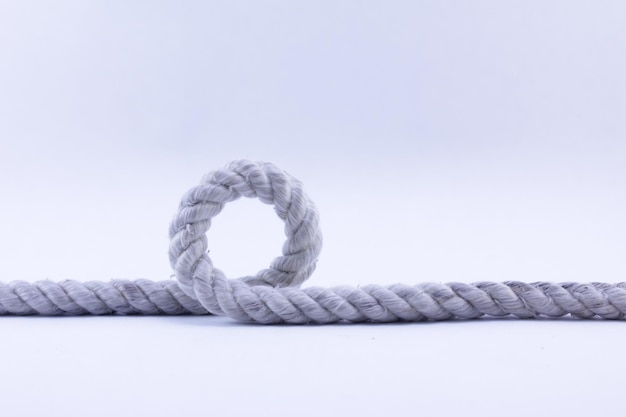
[1,160,624,323]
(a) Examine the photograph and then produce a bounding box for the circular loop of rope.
[168,159,323,317]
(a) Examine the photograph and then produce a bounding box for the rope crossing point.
[1,160,625,323]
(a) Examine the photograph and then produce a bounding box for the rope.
[1,160,624,323]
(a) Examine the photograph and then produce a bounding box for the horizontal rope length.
[2,279,625,322]
[1,160,625,323]
[0,280,207,315]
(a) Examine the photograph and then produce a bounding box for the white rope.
[1,159,625,323]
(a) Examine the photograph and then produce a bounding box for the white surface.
[1,317,623,417]
[1,1,625,416]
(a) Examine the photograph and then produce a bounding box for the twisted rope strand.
[2,280,625,322]
[1,159,624,323]
[0,280,208,315]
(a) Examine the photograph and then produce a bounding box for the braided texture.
[1,159,625,323]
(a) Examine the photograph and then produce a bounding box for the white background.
[1,1,625,416]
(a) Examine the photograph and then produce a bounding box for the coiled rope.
[1,160,625,323]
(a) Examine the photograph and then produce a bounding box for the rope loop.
[168,160,323,317]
